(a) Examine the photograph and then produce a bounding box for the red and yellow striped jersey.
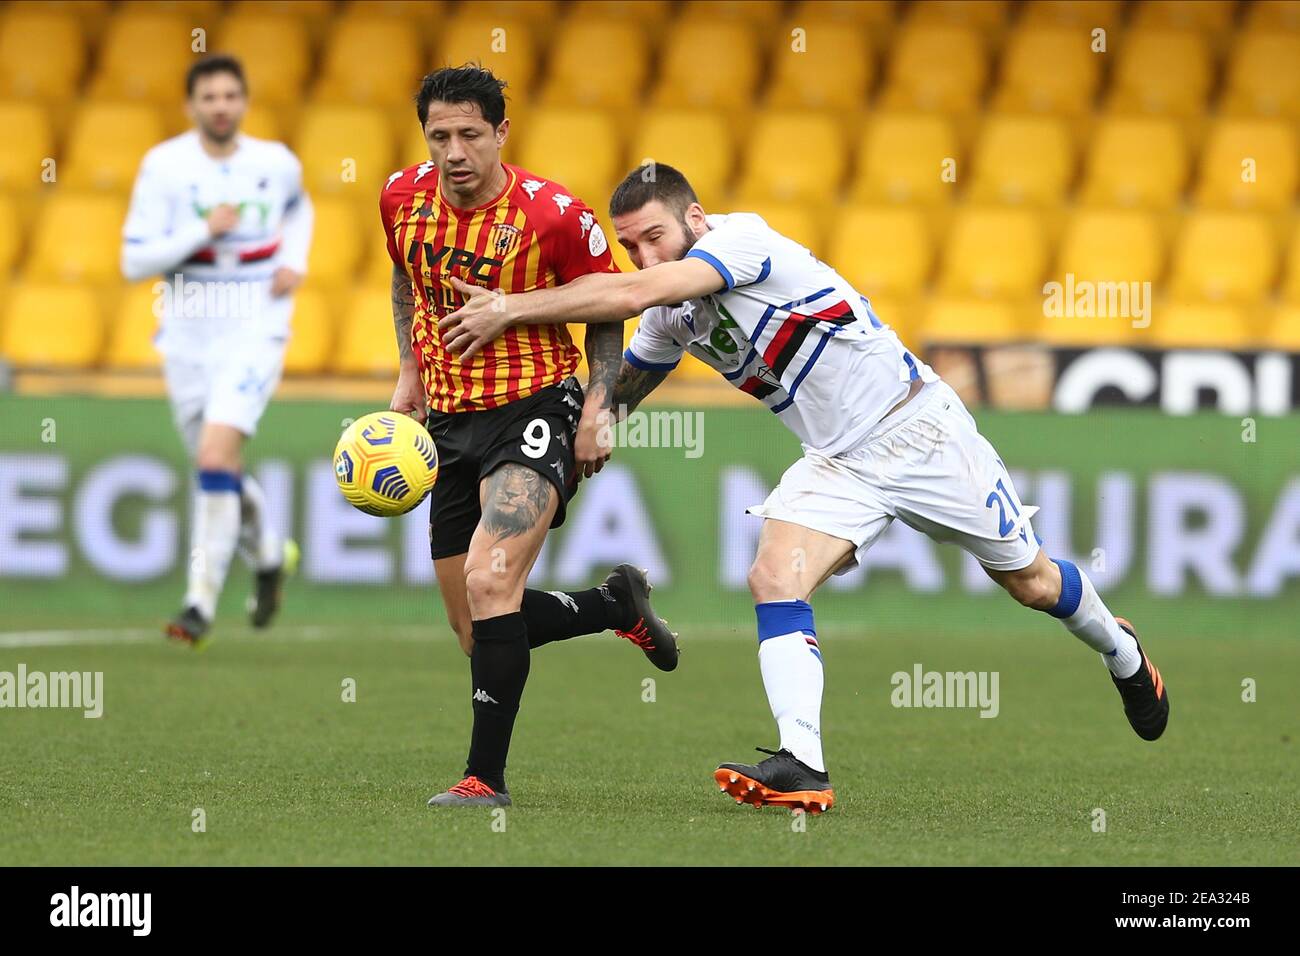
[380,161,619,413]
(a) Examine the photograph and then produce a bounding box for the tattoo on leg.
[482,464,554,541]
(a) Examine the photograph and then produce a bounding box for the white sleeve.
[625,309,685,371]
[120,153,211,282]
[277,149,313,274]
[684,215,772,291]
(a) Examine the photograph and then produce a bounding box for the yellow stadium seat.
[539,19,649,110]
[284,286,334,375]
[105,283,162,369]
[296,105,394,196]
[736,113,846,205]
[517,109,622,206]
[765,20,873,112]
[2,284,103,368]
[682,0,785,26]
[827,205,932,298]
[306,197,365,289]
[879,23,986,113]
[89,11,198,103]
[1080,116,1187,208]
[316,16,423,108]
[653,21,760,111]
[334,287,401,376]
[25,193,127,285]
[1265,305,1300,349]
[1021,0,1123,32]
[228,0,335,46]
[1246,0,1300,31]
[993,25,1100,115]
[1148,301,1253,349]
[939,206,1047,298]
[217,12,310,107]
[968,114,1073,204]
[1169,212,1277,303]
[1056,209,1165,286]
[920,296,1022,344]
[458,0,560,24]
[1132,0,1237,32]
[908,0,1010,32]
[0,9,85,100]
[1279,222,1300,302]
[734,200,824,255]
[339,1,445,23]
[436,17,540,103]
[119,0,223,15]
[1108,28,1212,117]
[0,194,19,276]
[1035,304,1142,347]
[851,112,959,205]
[0,101,53,193]
[570,0,673,26]
[1221,32,1300,118]
[62,102,166,192]
[626,110,734,211]
[1195,118,1298,211]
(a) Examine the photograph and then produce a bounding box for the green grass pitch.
[2,622,1296,866]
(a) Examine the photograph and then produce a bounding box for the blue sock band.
[1048,559,1083,619]
[198,469,242,493]
[755,600,816,643]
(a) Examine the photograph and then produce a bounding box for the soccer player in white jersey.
[121,55,313,647]
[437,164,1169,812]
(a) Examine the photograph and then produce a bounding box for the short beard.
[200,121,237,144]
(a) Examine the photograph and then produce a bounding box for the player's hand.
[390,364,428,425]
[206,203,241,238]
[574,407,613,480]
[270,267,303,298]
[438,276,512,360]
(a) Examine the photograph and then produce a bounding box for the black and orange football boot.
[165,606,210,650]
[714,747,835,814]
[1111,617,1169,741]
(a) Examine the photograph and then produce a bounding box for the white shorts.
[748,380,1041,573]
[160,332,287,454]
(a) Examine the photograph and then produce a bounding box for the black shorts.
[425,376,584,560]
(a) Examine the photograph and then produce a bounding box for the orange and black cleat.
[1110,617,1169,741]
[604,564,679,672]
[427,775,512,808]
[714,747,835,814]
[165,606,210,650]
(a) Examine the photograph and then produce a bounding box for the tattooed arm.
[611,359,668,420]
[388,263,427,423]
[575,321,624,479]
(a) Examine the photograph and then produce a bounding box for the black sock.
[520,586,627,648]
[465,612,530,791]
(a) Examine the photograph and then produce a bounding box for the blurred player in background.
[121,55,312,647]
[439,163,1171,814]
[383,67,679,808]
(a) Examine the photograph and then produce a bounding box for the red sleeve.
[539,193,620,285]
[379,169,408,268]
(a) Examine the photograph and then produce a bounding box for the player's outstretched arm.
[388,263,427,424]
[611,358,669,420]
[439,258,724,359]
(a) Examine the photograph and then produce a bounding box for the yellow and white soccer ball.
[333,411,438,517]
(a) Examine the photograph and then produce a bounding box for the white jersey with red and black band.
[625,212,938,457]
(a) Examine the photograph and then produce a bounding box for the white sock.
[237,474,283,571]
[1050,559,1141,678]
[184,471,243,621]
[756,601,826,772]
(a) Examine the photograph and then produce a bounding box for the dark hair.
[609,163,699,218]
[186,54,247,97]
[415,64,508,127]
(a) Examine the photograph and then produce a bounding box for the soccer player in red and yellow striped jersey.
[380,67,680,809]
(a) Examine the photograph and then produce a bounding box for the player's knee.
[1004,570,1056,610]
[463,563,515,616]
[447,615,474,657]
[747,557,796,603]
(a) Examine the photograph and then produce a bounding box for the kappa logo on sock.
[472,688,499,705]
